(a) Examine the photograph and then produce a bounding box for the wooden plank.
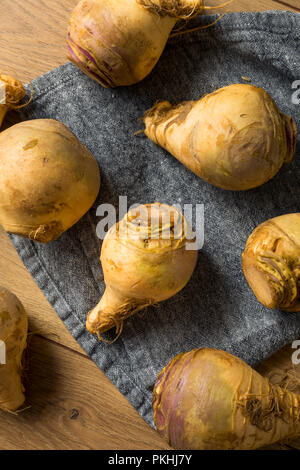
[274,0,300,11]
[0,0,299,451]
[0,336,169,450]
[0,227,85,354]
[0,333,299,450]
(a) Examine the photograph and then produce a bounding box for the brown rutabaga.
[0,119,100,242]
[86,203,198,340]
[0,287,28,412]
[67,0,231,87]
[143,84,297,190]
[242,213,300,312]
[153,348,300,450]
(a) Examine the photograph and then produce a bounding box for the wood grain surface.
[0,0,299,450]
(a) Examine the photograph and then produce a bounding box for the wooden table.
[0,0,299,450]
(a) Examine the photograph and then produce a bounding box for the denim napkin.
[10,11,300,427]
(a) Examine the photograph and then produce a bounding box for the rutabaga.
[153,348,300,450]
[0,287,28,412]
[86,203,198,340]
[143,84,297,190]
[242,213,300,312]
[0,119,100,242]
[67,0,231,87]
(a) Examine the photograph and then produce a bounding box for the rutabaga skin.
[242,213,300,312]
[0,119,100,243]
[86,203,198,339]
[144,84,297,190]
[153,348,300,450]
[0,74,27,129]
[67,0,206,87]
[0,287,28,412]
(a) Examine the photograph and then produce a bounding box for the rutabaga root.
[0,287,28,412]
[86,203,198,340]
[153,348,300,450]
[143,84,297,190]
[242,213,300,312]
[67,0,232,87]
[87,295,154,342]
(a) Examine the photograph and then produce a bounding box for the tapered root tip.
[86,307,104,335]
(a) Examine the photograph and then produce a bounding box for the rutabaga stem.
[86,287,133,336]
[86,287,153,340]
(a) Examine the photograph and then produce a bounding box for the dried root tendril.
[0,74,33,109]
[94,299,154,343]
[238,386,300,432]
[138,0,204,19]
[170,11,227,37]
[0,75,33,130]
[267,368,300,395]
[138,0,234,20]
[3,220,62,243]
[10,84,34,111]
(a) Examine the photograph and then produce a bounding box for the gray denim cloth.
[10,11,300,427]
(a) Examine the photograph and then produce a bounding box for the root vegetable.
[0,74,28,129]
[0,119,100,243]
[67,0,230,87]
[0,287,28,412]
[242,213,300,312]
[153,348,300,450]
[143,84,297,190]
[86,203,197,339]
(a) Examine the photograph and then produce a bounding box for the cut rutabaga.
[0,287,28,412]
[0,119,100,243]
[153,348,300,450]
[143,84,297,190]
[86,203,198,340]
[242,213,300,312]
[67,0,231,87]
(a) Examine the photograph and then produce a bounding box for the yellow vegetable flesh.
[0,287,28,412]
[242,213,300,312]
[144,84,297,190]
[86,203,198,339]
[153,348,300,450]
[0,119,100,242]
